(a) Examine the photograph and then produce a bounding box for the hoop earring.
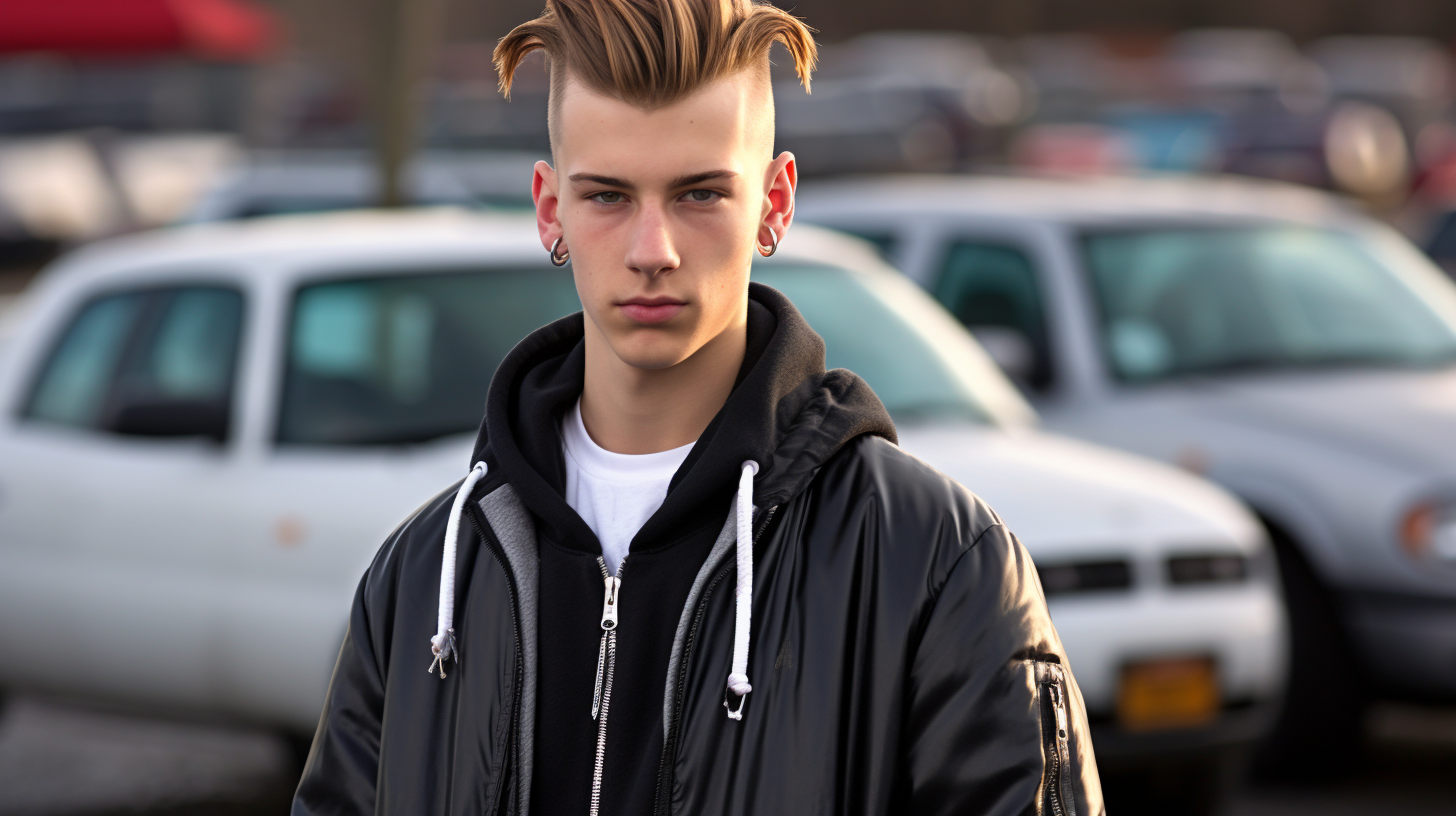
[757,229,779,258]
[549,237,570,266]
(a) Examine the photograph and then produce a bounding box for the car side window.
[24,285,245,442]
[932,241,1054,391]
[25,292,148,428]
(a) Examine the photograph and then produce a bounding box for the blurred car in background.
[1423,203,1456,279]
[774,32,1032,176]
[0,210,1282,807]
[799,172,1456,775]
[183,149,540,223]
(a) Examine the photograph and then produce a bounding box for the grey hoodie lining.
[479,485,539,816]
[662,501,741,736]
[477,485,744,807]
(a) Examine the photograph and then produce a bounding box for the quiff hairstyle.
[494,0,816,130]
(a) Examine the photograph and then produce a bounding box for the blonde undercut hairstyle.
[494,0,816,148]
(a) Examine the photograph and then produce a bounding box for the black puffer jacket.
[293,284,1103,816]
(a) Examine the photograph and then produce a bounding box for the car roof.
[13,206,1036,430]
[184,150,543,222]
[796,172,1363,229]
[45,207,891,287]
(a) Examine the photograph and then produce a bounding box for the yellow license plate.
[1117,657,1220,732]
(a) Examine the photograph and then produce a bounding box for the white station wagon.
[0,210,1282,804]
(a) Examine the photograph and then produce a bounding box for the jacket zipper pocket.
[1038,662,1076,816]
[590,557,624,816]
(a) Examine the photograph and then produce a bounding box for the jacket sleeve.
[292,570,386,816]
[903,522,1104,816]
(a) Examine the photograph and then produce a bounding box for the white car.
[0,210,1282,796]
[183,150,542,222]
[798,172,1456,774]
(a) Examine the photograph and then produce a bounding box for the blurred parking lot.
[5,0,1456,814]
[3,694,1455,816]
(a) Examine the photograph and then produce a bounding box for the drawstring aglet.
[428,629,458,678]
[430,461,487,681]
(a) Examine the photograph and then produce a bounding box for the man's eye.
[591,192,625,204]
[683,189,720,203]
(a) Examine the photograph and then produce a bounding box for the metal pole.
[375,0,444,207]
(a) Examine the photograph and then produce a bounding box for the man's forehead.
[552,71,771,178]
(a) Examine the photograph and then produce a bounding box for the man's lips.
[618,296,686,324]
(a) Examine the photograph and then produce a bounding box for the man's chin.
[610,347,694,371]
[601,330,701,371]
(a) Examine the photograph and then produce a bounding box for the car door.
[0,281,249,711]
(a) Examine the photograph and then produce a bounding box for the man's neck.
[579,319,747,455]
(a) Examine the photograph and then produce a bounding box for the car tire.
[1252,529,1368,780]
[1101,749,1243,816]
[281,729,317,776]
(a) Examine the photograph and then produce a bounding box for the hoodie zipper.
[589,556,625,816]
[653,505,778,816]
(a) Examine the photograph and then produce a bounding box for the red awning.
[0,0,277,60]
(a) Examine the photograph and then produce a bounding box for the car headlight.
[1400,502,1456,562]
[1166,553,1249,586]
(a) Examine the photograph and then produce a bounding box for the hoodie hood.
[470,282,897,552]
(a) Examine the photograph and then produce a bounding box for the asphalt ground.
[0,694,1452,816]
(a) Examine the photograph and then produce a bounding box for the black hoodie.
[477,284,895,814]
[293,282,1104,816]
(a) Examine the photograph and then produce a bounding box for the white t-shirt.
[561,399,695,575]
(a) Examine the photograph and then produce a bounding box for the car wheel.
[1101,750,1243,816]
[1253,530,1368,780]
[281,729,317,776]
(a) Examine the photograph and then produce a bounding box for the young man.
[294,1,1103,814]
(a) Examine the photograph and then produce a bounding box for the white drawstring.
[428,458,759,708]
[725,460,759,720]
[430,461,488,678]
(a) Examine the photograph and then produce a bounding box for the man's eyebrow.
[669,170,737,188]
[568,173,633,188]
[568,170,738,189]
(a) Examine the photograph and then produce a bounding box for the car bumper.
[1089,698,1278,766]
[1347,589,1456,702]
[1049,581,1286,761]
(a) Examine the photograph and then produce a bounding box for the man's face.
[535,70,789,370]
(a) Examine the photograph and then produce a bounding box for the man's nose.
[624,203,680,278]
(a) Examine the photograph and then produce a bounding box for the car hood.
[1166,365,1456,476]
[895,423,1262,563]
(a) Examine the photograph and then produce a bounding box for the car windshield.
[1082,225,1456,382]
[278,263,1008,446]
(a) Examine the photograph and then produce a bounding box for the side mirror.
[970,325,1035,384]
[108,399,230,444]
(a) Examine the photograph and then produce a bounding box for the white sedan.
[798,173,1456,775]
[0,210,1283,791]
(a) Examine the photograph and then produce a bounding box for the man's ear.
[760,151,797,250]
[533,160,562,253]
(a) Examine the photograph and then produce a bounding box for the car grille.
[1166,554,1248,586]
[1037,559,1134,596]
